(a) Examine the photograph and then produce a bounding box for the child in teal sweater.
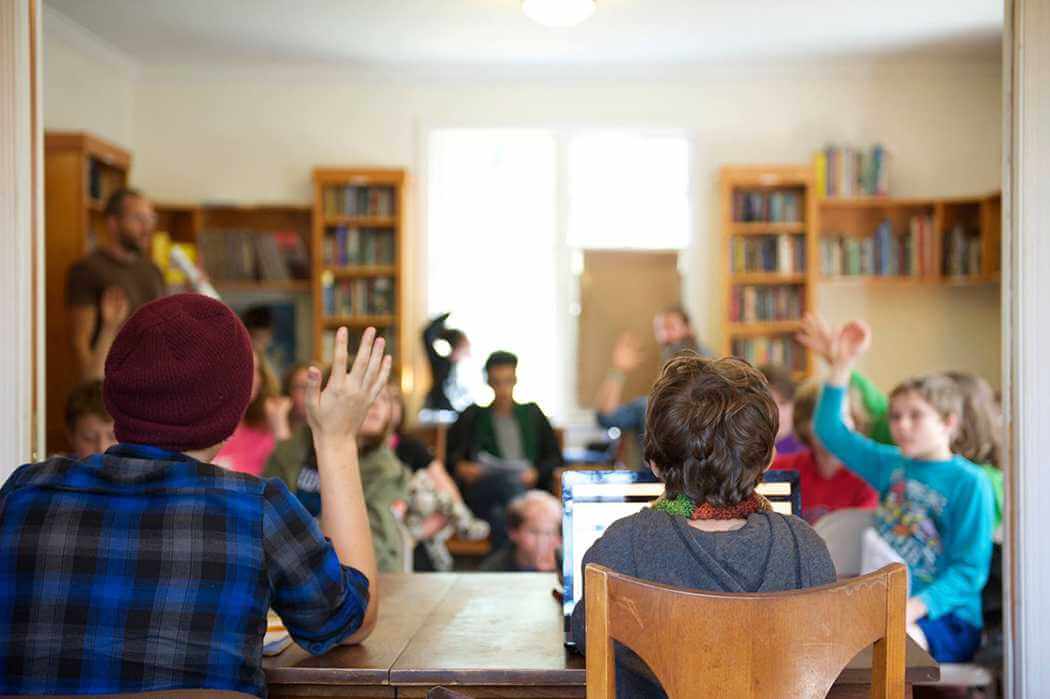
[813,321,993,663]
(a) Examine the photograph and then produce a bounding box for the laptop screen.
[560,469,801,631]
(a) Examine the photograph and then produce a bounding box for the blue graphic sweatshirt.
[814,385,993,628]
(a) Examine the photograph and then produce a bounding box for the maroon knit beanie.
[103,293,254,452]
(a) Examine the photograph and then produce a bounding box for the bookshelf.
[721,165,816,378]
[153,204,314,293]
[311,168,406,374]
[44,131,132,452]
[815,193,1002,285]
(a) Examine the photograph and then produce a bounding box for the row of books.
[322,327,398,365]
[323,227,396,267]
[820,215,935,278]
[730,234,806,275]
[322,277,396,317]
[322,186,396,218]
[944,224,983,277]
[729,285,803,323]
[815,144,889,198]
[198,230,311,282]
[731,336,806,372]
[732,190,803,223]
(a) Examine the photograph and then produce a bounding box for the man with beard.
[66,188,166,380]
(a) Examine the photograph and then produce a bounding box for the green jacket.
[446,401,564,491]
[848,371,1004,531]
[265,425,410,573]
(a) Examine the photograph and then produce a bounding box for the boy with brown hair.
[814,320,993,663]
[571,355,835,698]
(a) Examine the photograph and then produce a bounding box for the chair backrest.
[585,562,907,699]
[0,692,255,698]
[813,508,875,577]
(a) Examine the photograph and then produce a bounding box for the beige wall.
[41,24,1004,402]
[42,8,135,150]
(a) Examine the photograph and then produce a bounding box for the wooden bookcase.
[44,131,132,452]
[720,165,816,378]
[815,193,1002,285]
[311,169,406,375]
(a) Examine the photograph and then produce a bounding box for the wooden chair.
[426,688,474,699]
[585,562,908,699]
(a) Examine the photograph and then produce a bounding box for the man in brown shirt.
[66,188,166,379]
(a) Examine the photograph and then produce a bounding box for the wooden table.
[265,573,939,698]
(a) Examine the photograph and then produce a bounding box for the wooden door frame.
[1004,0,1050,695]
[0,0,44,477]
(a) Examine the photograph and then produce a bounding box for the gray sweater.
[569,507,836,697]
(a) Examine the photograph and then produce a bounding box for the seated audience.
[268,382,410,573]
[447,350,563,543]
[64,379,117,459]
[0,295,385,696]
[814,320,993,663]
[214,349,291,476]
[772,381,878,524]
[480,490,562,572]
[758,363,805,455]
[798,313,1004,531]
[571,355,836,698]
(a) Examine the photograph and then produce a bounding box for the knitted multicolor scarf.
[651,491,774,520]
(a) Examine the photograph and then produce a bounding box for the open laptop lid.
[560,468,801,645]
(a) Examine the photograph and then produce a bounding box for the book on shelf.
[729,285,803,323]
[943,224,982,277]
[731,336,806,372]
[820,214,933,278]
[815,144,890,198]
[322,276,397,317]
[322,326,398,364]
[324,227,395,267]
[730,234,806,274]
[323,185,396,218]
[732,190,803,223]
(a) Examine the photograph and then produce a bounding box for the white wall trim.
[1005,0,1050,694]
[0,0,43,475]
[42,4,138,79]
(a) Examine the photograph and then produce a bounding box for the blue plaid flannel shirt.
[0,444,370,697]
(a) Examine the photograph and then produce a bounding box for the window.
[426,128,692,422]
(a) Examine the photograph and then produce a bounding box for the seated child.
[814,320,994,664]
[759,363,804,454]
[571,355,836,698]
[772,381,878,524]
[480,490,562,572]
[64,379,117,459]
[0,295,385,697]
[945,371,1004,534]
[214,349,291,476]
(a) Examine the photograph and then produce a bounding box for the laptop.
[560,469,801,645]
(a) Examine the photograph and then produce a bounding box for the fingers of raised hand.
[330,327,349,388]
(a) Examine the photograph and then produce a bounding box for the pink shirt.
[213,423,276,477]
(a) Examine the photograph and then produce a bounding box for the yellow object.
[151,232,197,286]
[814,152,827,199]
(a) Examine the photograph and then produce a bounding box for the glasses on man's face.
[522,526,560,539]
[124,212,157,229]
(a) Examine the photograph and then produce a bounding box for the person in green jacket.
[796,313,1005,532]
[446,350,564,544]
[267,389,410,573]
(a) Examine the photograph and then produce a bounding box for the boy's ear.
[944,412,961,437]
[649,461,662,479]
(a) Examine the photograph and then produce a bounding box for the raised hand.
[264,395,293,440]
[99,286,130,330]
[795,312,835,363]
[611,333,643,373]
[305,327,392,445]
[832,320,872,369]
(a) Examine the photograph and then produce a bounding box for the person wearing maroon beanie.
[0,293,391,698]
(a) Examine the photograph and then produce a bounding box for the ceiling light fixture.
[522,0,596,28]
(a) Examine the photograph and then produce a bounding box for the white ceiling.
[45,0,1003,72]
